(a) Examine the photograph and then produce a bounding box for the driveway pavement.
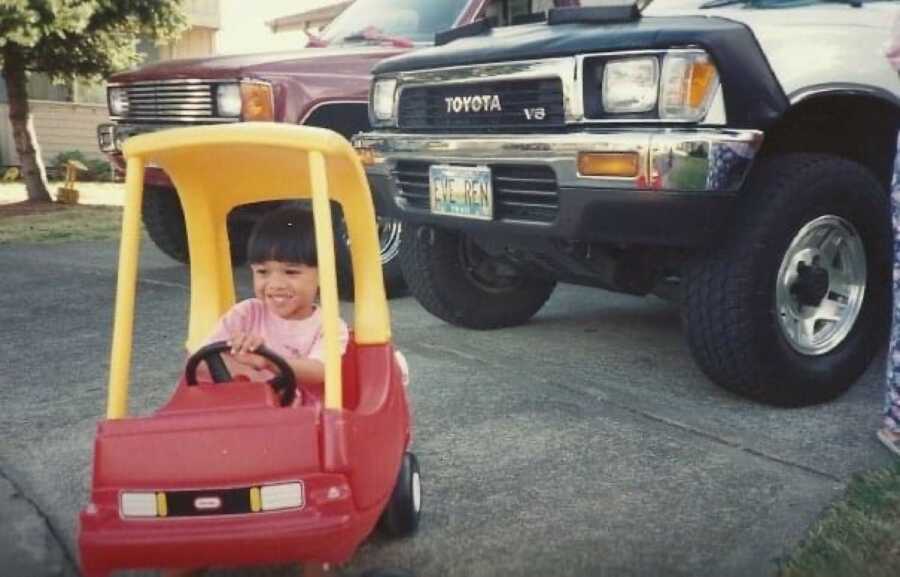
[0,237,894,577]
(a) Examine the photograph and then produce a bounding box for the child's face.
[250,260,319,320]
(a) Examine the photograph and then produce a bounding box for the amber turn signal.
[688,60,718,109]
[577,152,640,178]
[241,83,274,121]
[355,146,376,166]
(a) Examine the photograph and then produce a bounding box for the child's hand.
[228,331,264,355]
[227,332,273,372]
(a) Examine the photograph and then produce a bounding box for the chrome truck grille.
[109,80,234,124]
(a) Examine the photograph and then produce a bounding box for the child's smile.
[251,260,319,320]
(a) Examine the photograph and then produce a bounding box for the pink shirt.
[888,11,900,71]
[207,299,349,373]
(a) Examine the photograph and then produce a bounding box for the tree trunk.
[2,44,51,203]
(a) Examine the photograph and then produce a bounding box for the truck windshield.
[321,0,471,45]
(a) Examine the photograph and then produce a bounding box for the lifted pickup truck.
[96,0,504,296]
[355,0,900,405]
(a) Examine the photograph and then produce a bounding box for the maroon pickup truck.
[97,0,503,296]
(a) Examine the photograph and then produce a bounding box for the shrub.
[50,150,113,182]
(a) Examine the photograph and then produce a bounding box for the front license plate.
[429,164,493,220]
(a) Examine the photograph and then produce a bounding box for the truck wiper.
[700,0,862,8]
[342,26,414,48]
[699,0,748,8]
[435,18,494,46]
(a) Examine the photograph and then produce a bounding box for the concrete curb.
[0,471,77,577]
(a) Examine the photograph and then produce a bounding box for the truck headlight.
[108,86,128,116]
[216,83,242,117]
[216,84,242,117]
[602,57,659,114]
[372,78,398,122]
[216,82,274,121]
[660,51,719,122]
[585,49,719,122]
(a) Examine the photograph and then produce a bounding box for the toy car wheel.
[683,153,891,406]
[399,225,556,329]
[142,185,252,265]
[379,452,421,539]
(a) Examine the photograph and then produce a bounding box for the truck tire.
[683,154,890,406]
[336,216,406,300]
[142,185,189,264]
[400,225,556,329]
[141,185,252,265]
[301,107,407,300]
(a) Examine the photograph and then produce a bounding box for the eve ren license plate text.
[429,164,493,220]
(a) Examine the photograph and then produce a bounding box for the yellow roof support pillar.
[309,150,342,410]
[106,156,145,419]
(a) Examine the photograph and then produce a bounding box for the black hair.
[247,206,317,267]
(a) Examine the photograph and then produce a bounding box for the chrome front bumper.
[353,128,763,193]
[98,123,177,154]
[98,122,235,154]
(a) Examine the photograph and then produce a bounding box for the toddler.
[203,206,349,396]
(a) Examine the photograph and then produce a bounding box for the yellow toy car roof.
[107,123,390,417]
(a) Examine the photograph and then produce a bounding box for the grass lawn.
[0,201,122,243]
[780,462,900,577]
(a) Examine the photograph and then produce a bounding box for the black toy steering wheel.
[184,341,297,406]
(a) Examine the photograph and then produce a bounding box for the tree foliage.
[0,0,187,81]
[0,0,187,202]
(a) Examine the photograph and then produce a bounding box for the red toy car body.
[78,124,420,576]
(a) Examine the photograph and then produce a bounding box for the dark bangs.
[247,207,318,266]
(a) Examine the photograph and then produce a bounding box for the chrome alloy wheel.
[378,217,402,264]
[775,215,866,356]
[343,217,402,264]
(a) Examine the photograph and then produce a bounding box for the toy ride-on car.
[78,124,421,576]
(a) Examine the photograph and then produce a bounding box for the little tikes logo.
[445,94,502,114]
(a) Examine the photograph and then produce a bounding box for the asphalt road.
[0,238,895,577]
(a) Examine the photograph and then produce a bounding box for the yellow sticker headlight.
[259,482,304,511]
[120,492,160,517]
[660,51,719,122]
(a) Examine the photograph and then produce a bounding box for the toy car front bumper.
[78,502,381,576]
[353,129,763,247]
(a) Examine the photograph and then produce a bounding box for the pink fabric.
[206,299,349,378]
[887,11,900,71]
[202,300,412,388]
